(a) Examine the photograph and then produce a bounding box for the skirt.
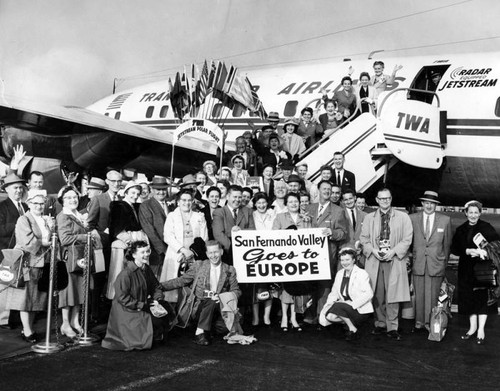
[58,270,84,308]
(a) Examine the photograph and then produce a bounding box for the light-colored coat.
[15,212,51,267]
[161,208,208,285]
[359,208,413,303]
[409,212,452,277]
[319,265,374,326]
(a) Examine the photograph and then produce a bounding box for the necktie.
[337,171,341,186]
[161,202,168,215]
[17,202,24,216]
[233,208,238,223]
[351,209,356,230]
[317,204,324,222]
[425,215,431,239]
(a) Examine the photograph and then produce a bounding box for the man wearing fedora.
[78,177,106,213]
[139,176,170,279]
[409,191,452,332]
[0,173,27,329]
[224,136,258,176]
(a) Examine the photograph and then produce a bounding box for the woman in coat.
[451,200,500,344]
[160,189,208,303]
[102,240,173,351]
[273,192,312,332]
[107,181,145,299]
[281,118,306,159]
[5,190,53,343]
[57,186,100,338]
[296,107,323,148]
[319,247,374,340]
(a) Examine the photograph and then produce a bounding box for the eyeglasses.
[30,202,45,206]
[377,197,392,202]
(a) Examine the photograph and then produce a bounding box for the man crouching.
[162,240,241,345]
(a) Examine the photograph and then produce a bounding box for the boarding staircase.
[297,88,447,192]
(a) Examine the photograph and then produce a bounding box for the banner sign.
[173,118,223,147]
[232,228,331,283]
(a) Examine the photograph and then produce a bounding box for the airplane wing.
[0,94,218,155]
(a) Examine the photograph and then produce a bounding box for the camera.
[203,290,215,298]
[378,239,391,258]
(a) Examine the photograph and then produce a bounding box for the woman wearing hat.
[297,107,323,149]
[4,190,54,342]
[451,200,500,344]
[202,161,218,186]
[57,186,101,338]
[260,134,291,174]
[281,118,306,159]
[107,181,147,299]
[230,154,249,187]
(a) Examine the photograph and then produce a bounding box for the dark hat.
[280,159,294,170]
[419,190,440,204]
[2,173,26,189]
[267,112,280,122]
[268,133,280,143]
[179,174,200,187]
[150,176,169,189]
[261,125,274,132]
[287,174,301,184]
[301,107,313,116]
[87,177,106,190]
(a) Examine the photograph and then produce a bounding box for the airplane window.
[212,103,222,118]
[284,101,299,117]
[146,106,154,118]
[232,104,245,117]
[114,112,121,120]
[160,105,169,118]
[249,111,258,117]
[495,98,500,117]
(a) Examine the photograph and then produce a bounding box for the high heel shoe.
[20,330,38,343]
[476,337,485,345]
[461,331,475,340]
[71,324,83,335]
[60,324,77,338]
[291,325,303,332]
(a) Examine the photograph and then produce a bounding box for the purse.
[172,267,202,329]
[473,259,498,288]
[64,243,87,274]
[0,249,26,288]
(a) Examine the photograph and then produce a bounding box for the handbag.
[473,259,498,288]
[428,305,448,342]
[172,267,202,329]
[64,243,87,274]
[92,248,105,274]
[0,249,26,288]
[38,260,69,292]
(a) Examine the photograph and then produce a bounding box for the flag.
[196,60,209,106]
[212,62,235,110]
[180,71,190,115]
[247,77,267,119]
[226,70,255,109]
[169,73,184,120]
[207,60,219,92]
[189,63,197,107]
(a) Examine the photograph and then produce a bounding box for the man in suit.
[162,240,241,345]
[27,171,58,218]
[212,184,255,265]
[305,180,348,326]
[342,190,367,247]
[139,176,169,279]
[360,187,413,341]
[0,174,27,329]
[87,169,122,322]
[332,151,356,192]
[409,191,452,332]
[260,134,291,174]
[224,136,258,176]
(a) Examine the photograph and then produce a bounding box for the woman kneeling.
[102,241,173,351]
[319,248,374,340]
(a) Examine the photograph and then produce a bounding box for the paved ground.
[1,314,499,391]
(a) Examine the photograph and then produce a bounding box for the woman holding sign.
[272,192,312,332]
[451,200,500,345]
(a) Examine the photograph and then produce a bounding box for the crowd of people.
[0,61,498,351]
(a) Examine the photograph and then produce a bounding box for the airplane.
[1,51,499,207]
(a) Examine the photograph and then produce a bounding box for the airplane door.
[377,88,444,169]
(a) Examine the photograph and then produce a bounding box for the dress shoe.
[193,333,210,346]
[461,332,475,340]
[345,330,359,341]
[0,324,14,330]
[386,330,402,341]
[476,337,485,345]
[291,325,303,332]
[71,324,83,335]
[411,326,427,334]
[60,324,77,338]
[21,331,38,343]
[371,326,386,335]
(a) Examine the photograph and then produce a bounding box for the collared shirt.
[379,208,391,241]
[347,207,356,227]
[210,263,221,291]
[335,169,345,184]
[317,201,330,218]
[423,212,435,237]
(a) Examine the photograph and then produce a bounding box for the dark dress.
[102,261,172,351]
[451,219,500,315]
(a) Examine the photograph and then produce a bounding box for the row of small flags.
[168,60,267,120]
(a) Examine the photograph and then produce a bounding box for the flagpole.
[169,141,176,198]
